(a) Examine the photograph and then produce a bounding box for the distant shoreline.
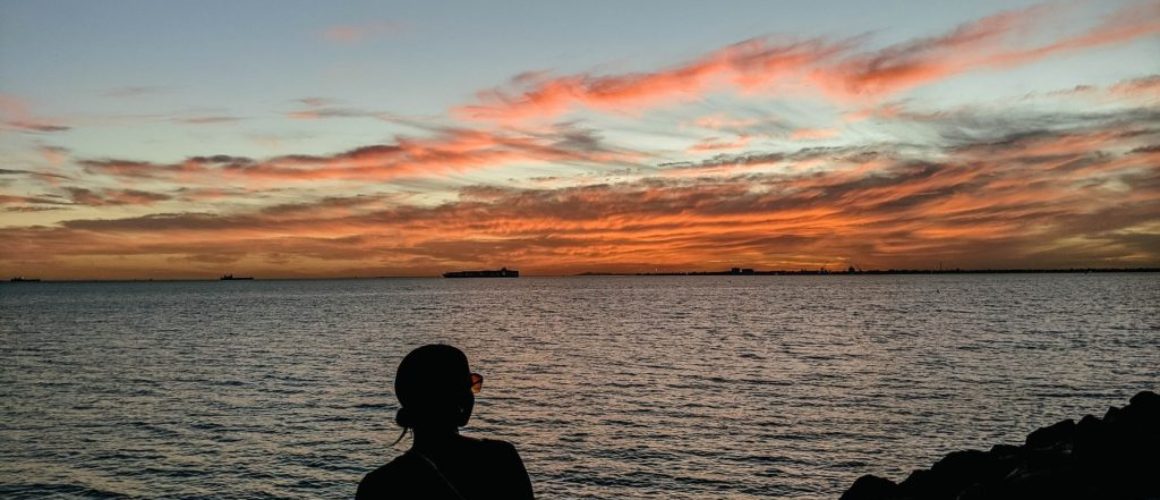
[3,267,1157,283]
[579,267,1160,276]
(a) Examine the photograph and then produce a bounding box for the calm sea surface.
[1,274,1157,499]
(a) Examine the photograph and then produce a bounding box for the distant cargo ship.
[220,274,254,280]
[9,277,41,282]
[442,268,519,278]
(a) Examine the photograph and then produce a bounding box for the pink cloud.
[321,21,401,44]
[0,94,71,133]
[38,146,69,166]
[692,114,762,131]
[455,37,853,123]
[82,126,630,184]
[1110,75,1160,99]
[790,128,839,140]
[456,3,1159,122]
[817,3,1160,100]
[688,136,752,153]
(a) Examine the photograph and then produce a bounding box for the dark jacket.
[357,437,534,500]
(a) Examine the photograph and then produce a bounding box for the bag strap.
[408,450,468,500]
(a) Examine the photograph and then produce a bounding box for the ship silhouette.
[442,267,519,278]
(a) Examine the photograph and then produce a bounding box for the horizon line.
[5,266,1159,283]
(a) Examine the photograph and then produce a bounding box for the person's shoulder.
[364,453,415,477]
[460,436,527,473]
[460,435,519,455]
[459,436,533,498]
[357,453,421,498]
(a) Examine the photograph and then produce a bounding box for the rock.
[988,444,1021,458]
[1002,468,1078,500]
[929,449,1010,490]
[1128,390,1159,412]
[1102,405,1122,424]
[1021,445,1071,477]
[1122,390,1160,429]
[896,468,936,497]
[842,391,1160,499]
[1025,419,1075,448]
[840,474,897,500]
[1073,414,1105,450]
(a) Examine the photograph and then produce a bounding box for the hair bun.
[395,407,414,428]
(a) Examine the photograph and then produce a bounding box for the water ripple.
[1,274,1157,499]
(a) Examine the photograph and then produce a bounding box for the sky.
[1,0,1158,279]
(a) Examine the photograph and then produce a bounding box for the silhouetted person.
[357,344,534,499]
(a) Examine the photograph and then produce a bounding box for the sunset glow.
[1,1,1157,278]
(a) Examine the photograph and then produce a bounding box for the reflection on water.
[1,274,1157,498]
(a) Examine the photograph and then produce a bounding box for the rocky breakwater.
[841,391,1159,500]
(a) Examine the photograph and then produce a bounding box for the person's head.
[393,344,481,432]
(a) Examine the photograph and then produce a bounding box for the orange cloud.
[6,117,1155,279]
[818,2,1160,99]
[456,3,1159,122]
[81,126,630,184]
[455,38,853,122]
[790,128,839,140]
[64,187,172,207]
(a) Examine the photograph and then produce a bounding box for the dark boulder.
[926,449,1009,493]
[1025,419,1075,448]
[1129,390,1159,412]
[842,391,1160,499]
[839,475,897,500]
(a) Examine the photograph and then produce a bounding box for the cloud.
[7,110,1154,278]
[175,115,244,125]
[456,2,1160,122]
[660,151,787,177]
[455,37,854,122]
[321,21,401,44]
[0,186,171,208]
[287,107,384,120]
[38,145,70,166]
[1037,74,1160,105]
[1110,74,1160,99]
[814,5,1048,98]
[819,2,1160,99]
[102,86,167,98]
[64,187,172,207]
[7,122,71,133]
[285,98,418,122]
[0,94,71,133]
[691,113,763,132]
[0,194,70,206]
[0,168,71,181]
[4,4,1158,279]
[5,206,67,213]
[790,128,839,140]
[80,125,634,184]
[688,136,752,153]
[842,103,904,122]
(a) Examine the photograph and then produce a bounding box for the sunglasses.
[470,373,483,394]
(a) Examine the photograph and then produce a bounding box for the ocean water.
[1,274,1157,499]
